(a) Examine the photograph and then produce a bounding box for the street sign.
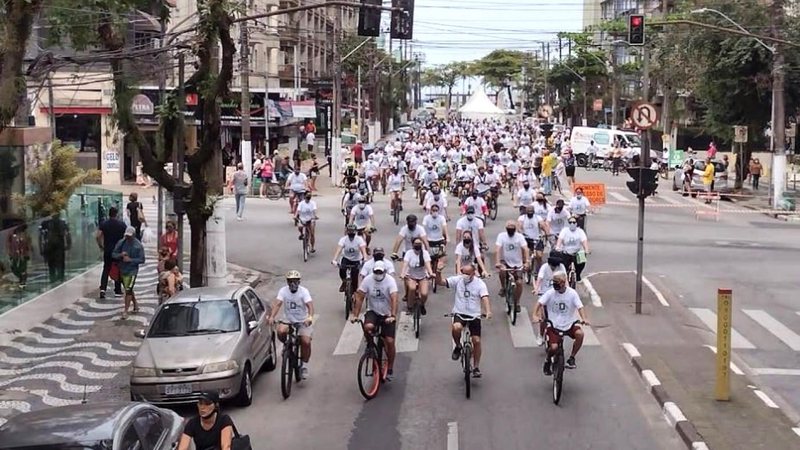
[572,183,606,206]
[733,125,748,143]
[669,149,685,168]
[631,103,658,129]
[538,104,553,118]
[592,98,603,112]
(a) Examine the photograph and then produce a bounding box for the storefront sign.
[131,94,154,115]
[105,150,120,172]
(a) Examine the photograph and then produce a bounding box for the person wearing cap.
[351,260,399,380]
[112,226,145,320]
[269,270,315,379]
[455,206,486,251]
[495,220,529,313]
[392,214,429,259]
[359,247,396,283]
[178,390,235,450]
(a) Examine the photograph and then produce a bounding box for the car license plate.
[164,383,192,396]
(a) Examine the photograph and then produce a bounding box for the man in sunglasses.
[533,272,589,373]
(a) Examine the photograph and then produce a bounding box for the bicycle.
[299,220,315,262]
[265,181,286,200]
[523,238,546,286]
[486,192,499,221]
[445,313,485,399]
[542,319,583,405]
[499,267,522,325]
[354,319,389,400]
[430,245,445,294]
[336,261,360,320]
[279,322,303,399]
[391,194,402,226]
[552,251,578,289]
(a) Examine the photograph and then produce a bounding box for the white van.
[570,127,655,167]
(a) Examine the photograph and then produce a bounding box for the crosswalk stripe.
[742,309,800,351]
[609,192,631,202]
[332,321,363,356]
[689,308,756,349]
[659,194,684,205]
[508,307,538,348]
[395,312,419,353]
[583,325,600,346]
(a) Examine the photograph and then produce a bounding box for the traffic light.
[391,0,415,40]
[628,14,645,46]
[626,167,658,198]
[358,0,382,37]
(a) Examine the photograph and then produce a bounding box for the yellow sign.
[715,288,733,401]
[573,183,606,206]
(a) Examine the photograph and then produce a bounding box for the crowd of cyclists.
[272,116,593,387]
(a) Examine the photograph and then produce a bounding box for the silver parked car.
[0,402,183,450]
[672,159,730,194]
[130,285,276,406]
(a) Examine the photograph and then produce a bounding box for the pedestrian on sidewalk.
[96,207,126,298]
[309,154,320,192]
[7,223,32,288]
[112,226,145,320]
[750,158,763,190]
[541,149,556,195]
[259,157,274,198]
[39,213,71,283]
[158,259,183,305]
[702,157,716,204]
[229,163,248,221]
[563,148,576,189]
[707,141,717,160]
[126,192,146,240]
[159,220,178,264]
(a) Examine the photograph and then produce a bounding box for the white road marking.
[753,389,779,408]
[622,343,641,359]
[447,422,459,450]
[333,321,364,356]
[692,443,710,450]
[581,279,603,307]
[508,307,537,348]
[663,401,687,426]
[660,194,684,205]
[702,345,744,375]
[609,191,631,202]
[641,276,669,306]
[688,308,756,349]
[395,312,419,353]
[752,368,800,376]
[792,427,800,438]
[641,369,661,387]
[583,325,600,346]
[742,309,800,351]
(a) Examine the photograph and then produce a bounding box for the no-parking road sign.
[631,103,658,129]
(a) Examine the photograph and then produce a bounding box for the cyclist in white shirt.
[392,214,429,257]
[568,187,591,232]
[268,270,315,379]
[555,217,590,282]
[454,231,489,276]
[400,238,434,315]
[423,184,449,218]
[518,205,550,272]
[351,262,399,380]
[516,180,536,213]
[435,264,492,378]
[547,199,570,238]
[534,272,589,373]
[359,247,396,283]
[462,191,488,221]
[285,168,308,215]
[332,224,368,293]
[422,204,449,272]
[494,221,529,313]
[535,256,567,296]
[455,206,486,250]
[294,192,318,253]
[349,197,375,249]
[363,155,380,188]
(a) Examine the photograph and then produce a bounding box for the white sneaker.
[301,366,309,380]
[535,334,544,347]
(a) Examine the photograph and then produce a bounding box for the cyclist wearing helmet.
[341,184,362,225]
[343,160,358,186]
[332,224,368,293]
[268,270,315,379]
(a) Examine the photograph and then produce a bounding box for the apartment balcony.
[278,64,308,81]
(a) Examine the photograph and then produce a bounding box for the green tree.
[471,50,533,109]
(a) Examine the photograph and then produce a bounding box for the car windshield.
[623,133,642,147]
[1,442,112,450]
[148,299,240,337]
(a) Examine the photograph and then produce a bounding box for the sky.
[408,0,585,66]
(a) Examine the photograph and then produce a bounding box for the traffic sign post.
[631,103,658,130]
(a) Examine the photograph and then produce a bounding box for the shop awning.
[40,106,113,115]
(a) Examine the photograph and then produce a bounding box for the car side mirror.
[247,321,259,332]
[134,329,146,339]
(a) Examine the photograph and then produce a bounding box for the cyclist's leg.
[276,323,290,342]
[309,222,316,249]
[513,269,523,304]
[381,317,397,371]
[469,320,482,367]
[568,325,584,358]
[418,278,430,305]
[349,263,360,293]
[299,328,313,363]
[406,278,419,308]
[575,258,586,282]
[338,262,348,291]
[363,310,379,336]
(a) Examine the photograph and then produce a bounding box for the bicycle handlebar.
[443,313,487,320]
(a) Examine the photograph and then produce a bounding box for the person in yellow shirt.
[541,150,557,195]
[701,157,715,204]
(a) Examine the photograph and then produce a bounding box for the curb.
[728,195,799,222]
[622,343,708,449]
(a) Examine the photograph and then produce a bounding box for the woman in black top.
[178,391,234,450]
[126,192,145,240]
[563,148,576,188]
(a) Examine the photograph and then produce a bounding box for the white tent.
[458,89,505,120]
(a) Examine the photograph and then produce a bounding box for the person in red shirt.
[352,140,364,166]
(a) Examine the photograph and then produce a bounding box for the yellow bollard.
[716,288,733,401]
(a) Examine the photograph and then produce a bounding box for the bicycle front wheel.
[280,348,293,399]
[552,351,564,405]
[463,344,472,399]
[413,302,421,339]
[357,351,382,400]
[302,235,308,262]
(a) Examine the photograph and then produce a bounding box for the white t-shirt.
[277,286,312,323]
[338,235,366,262]
[446,275,489,317]
[287,173,308,192]
[358,274,398,316]
[403,248,431,280]
[538,287,583,330]
[558,228,587,255]
[518,213,543,240]
[455,216,483,238]
[495,231,527,267]
[296,200,317,223]
[454,241,480,266]
[533,202,550,223]
[423,191,448,211]
[360,258,396,277]
[569,196,591,215]
[536,264,567,295]
[398,225,427,253]
[422,214,447,242]
[387,173,404,191]
[517,187,536,207]
[463,197,487,217]
[350,205,373,229]
[306,132,315,145]
[547,208,570,236]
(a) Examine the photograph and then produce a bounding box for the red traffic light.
[631,16,642,27]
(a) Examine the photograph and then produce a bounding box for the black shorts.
[364,310,396,338]
[525,237,545,252]
[533,167,542,177]
[453,314,481,337]
[565,166,576,177]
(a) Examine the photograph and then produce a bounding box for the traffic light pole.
[634,133,650,315]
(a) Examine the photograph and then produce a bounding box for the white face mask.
[359,204,366,209]
[374,273,386,282]
[467,214,474,220]
[432,211,439,217]
[569,223,578,231]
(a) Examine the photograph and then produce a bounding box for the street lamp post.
[691,8,784,206]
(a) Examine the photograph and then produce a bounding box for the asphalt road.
[566,169,800,419]
[222,178,682,450]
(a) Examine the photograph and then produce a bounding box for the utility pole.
[239,10,253,184]
[157,17,167,239]
[332,8,342,185]
[357,65,362,139]
[176,53,186,273]
[264,51,271,156]
[770,0,787,208]
[634,25,652,315]
[388,36,393,130]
